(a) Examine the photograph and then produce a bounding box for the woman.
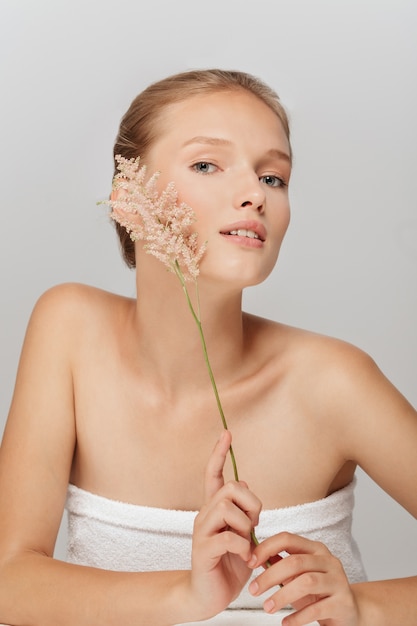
[0,69,416,626]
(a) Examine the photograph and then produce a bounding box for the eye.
[260,174,287,188]
[192,161,217,174]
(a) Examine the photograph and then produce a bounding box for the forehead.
[152,90,290,155]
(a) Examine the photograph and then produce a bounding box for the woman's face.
[144,89,292,289]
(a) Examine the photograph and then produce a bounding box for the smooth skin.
[0,90,416,625]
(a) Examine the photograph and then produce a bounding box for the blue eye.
[260,174,286,188]
[192,162,217,174]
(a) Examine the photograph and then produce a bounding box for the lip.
[219,220,267,242]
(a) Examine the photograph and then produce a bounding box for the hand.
[248,532,359,626]
[189,430,262,620]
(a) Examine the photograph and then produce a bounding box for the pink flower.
[101,154,267,559]
[108,155,206,281]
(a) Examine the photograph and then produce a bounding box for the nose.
[233,172,265,214]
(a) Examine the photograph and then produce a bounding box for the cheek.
[283,205,291,233]
[144,156,184,195]
[270,200,291,237]
[176,186,215,225]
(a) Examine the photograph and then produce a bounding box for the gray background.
[1,0,416,580]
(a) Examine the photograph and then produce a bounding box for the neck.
[132,262,245,395]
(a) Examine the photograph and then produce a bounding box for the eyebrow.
[182,136,291,163]
[182,136,232,148]
[264,148,292,164]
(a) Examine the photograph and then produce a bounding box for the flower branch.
[172,259,239,482]
[103,155,266,556]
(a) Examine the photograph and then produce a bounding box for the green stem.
[173,261,240,480]
[173,260,272,566]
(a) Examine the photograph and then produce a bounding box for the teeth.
[229,229,259,239]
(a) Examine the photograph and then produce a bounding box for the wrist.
[351,583,384,626]
[165,570,216,625]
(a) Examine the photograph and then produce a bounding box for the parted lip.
[219,220,267,242]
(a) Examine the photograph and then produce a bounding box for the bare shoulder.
[32,282,131,319]
[13,282,135,394]
[244,311,377,380]
[245,313,417,512]
[244,311,415,434]
[0,283,133,557]
[28,282,133,341]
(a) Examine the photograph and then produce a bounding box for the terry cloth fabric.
[65,478,366,611]
[176,610,319,625]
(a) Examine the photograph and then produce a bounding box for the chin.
[199,254,278,290]
[208,268,275,292]
[243,273,273,289]
[238,262,278,287]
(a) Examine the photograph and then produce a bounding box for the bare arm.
[338,348,417,624]
[0,287,261,625]
[0,286,192,625]
[249,344,417,625]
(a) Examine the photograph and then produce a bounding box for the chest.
[71,371,348,510]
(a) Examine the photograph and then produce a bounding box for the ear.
[109,187,142,240]
[110,186,125,202]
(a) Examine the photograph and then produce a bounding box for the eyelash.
[260,174,287,189]
[191,162,287,188]
[192,161,217,174]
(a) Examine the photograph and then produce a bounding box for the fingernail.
[248,554,257,568]
[249,580,259,595]
[264,598,275,613]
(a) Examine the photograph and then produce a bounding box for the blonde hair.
[113,69,291,268]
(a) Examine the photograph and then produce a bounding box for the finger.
[196,497,255,542]
[280,597,330,626]
[250,553,330,596]
[281,588,357,625]
[194,530,253,570]
[197,481,262,537]
[249,532,328,569]
[204,430,232,501]
[250,552,350,618]
[262,573,348,621]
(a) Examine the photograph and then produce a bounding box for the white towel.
[0,612,318,626]
[66,478,366,611]
[176,609,318,625]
